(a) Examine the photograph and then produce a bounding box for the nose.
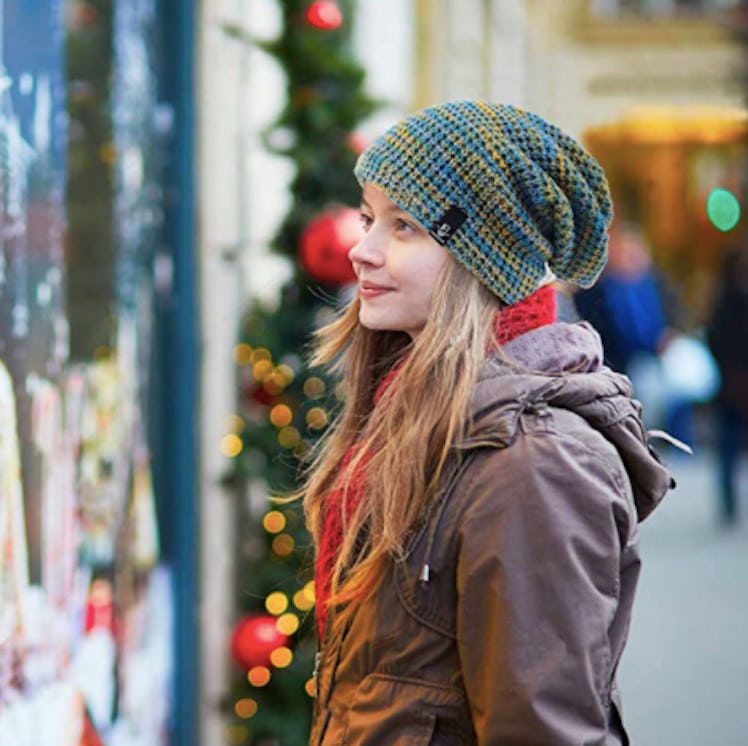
[348,231,384,268]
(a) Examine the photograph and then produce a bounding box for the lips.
[359,281,394,299]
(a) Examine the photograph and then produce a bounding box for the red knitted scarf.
[314,284,556,639]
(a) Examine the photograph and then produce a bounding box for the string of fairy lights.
[222,342,332,461]
[223,339,336,741]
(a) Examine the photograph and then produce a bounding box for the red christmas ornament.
[305,1,343,30]
[230,614,289,671]
[300,206,361,285]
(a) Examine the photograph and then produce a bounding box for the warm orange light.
[269,404,293,428]
[234,343,253,365]
[305,677,317,697]
[247,666,271,687]
[263,373,285,396]
[272,534,295,557]
[263,511,286,534]
[252,359,273,382]
[276,613,300,636]
[265,592,289,616]
[234,698,258,719]
[294,581,315,611]
[220,434,243,458]
[251,347,271,363]
[270,646,293,668]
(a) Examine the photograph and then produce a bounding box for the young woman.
[304,100,673,746]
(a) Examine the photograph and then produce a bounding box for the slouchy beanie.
[354,100,613,305]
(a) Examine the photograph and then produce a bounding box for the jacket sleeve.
[455,425,636,745]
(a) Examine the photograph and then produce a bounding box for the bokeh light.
[276,613,300,636]
[226,414,245,432]
[263,510,286,534]
[269,404,293,428]
[306,407,328,430]
[247,666,271,687]
[272,533,296,557]
[234,698,258,719]
[234,343,253,365]
[276,364,295,385]
[263,371,286,396]
[251,347,271,363]
[252,359,273,382]
[265,591,289,615]
[707,187,741,232]
[305,677,317,697]
[293,581,315,611]
[220,434,243,458]
[226,725,249,744]
[270,646,294,668]
[303,377,326,398]
[278,426,301,449]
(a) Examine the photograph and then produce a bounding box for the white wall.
[196,1,420,743]
[197,1,278,743]
[353,0,416,136]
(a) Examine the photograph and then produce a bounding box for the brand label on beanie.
[429,206,468,245]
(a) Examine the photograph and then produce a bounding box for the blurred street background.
[620,448,748,746]
[2,1,748,745]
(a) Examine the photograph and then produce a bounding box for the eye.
[394,217,416,234]
[359,211,373,231]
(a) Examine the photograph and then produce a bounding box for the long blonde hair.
[304,258,503,628]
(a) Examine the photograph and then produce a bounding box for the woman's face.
[349,184,450,338]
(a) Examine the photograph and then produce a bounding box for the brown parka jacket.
[309,322,674,746]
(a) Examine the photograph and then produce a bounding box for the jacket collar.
[461,322,674,522]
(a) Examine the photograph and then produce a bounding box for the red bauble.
[300,206,361,285]
[230,614,289,671]
[305,1,343,30]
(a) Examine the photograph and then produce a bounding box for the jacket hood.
[463,321,674,522]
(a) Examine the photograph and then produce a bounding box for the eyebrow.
[360,197,409,218]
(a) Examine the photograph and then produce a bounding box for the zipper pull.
[419,564,430,583]
[313,651,322,679]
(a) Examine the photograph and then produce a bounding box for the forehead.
[361,184,406,213]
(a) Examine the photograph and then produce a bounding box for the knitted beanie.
[354,100,613,305]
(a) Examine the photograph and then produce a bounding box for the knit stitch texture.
[355,100,613,305]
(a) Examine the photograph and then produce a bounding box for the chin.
[358,311,399,333]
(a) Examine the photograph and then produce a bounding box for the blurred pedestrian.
[707,244,748,525]
[574,222,691,443]
[302,100,673,745]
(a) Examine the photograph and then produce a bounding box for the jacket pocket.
[336,673,471,746]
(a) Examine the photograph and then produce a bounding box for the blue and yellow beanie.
[354,100,613,305]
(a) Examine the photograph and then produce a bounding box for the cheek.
[416,253,449,292]
[386,243,449,304]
